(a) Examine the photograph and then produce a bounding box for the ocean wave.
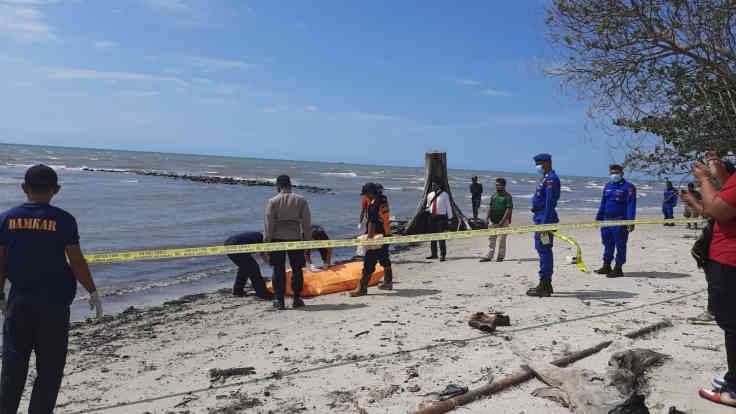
[515,194,533,199]
[78,265,237,301]
[206,171,219,174]
[207,164,226,168]
[120,179,139,184]
[560,186,573,192]
[320,172,358,177]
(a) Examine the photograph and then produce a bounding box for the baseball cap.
[276,175,291,187]
[24,164,58,189]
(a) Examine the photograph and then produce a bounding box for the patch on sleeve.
[628,187,634,195]
[547,179,554,188]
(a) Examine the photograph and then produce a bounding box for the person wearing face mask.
[527,153,561,297]
[480,178,513,262]
[594,164,636,278]
[663,180,678,226]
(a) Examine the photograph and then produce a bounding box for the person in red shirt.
[688,151,736,407]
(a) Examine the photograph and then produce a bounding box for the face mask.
[536,165,545,175]
[610,174,622,182]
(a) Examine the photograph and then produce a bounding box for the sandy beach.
[32,214,730,413]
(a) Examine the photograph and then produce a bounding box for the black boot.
[594,261,612,275]
[292,294,305,308]
[273,296,286,310]
[526,278,552,297]
[232,287,245,297]
[378,267,393,290]
[607,263,624,278]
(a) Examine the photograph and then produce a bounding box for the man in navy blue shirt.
[663,180,678,226]
[527,153,561,297]
[0,165,103,413]
[225,231,273,300]
[594,165,636,278]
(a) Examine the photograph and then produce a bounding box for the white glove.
[88,291,103,321]
[357,222,363,231]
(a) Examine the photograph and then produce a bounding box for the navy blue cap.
[276,175,291,187]
[533,153,551,162]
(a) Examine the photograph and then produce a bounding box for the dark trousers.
[0,297,70,414]
[601,219,629,264]
[707,259,736,390]
[363,245,391,276]
[270,240,305,299]
[429,214,448,258]
[226,252,270,297]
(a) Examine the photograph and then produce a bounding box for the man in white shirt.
[425,182,453,261]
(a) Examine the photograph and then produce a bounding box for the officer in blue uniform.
[594,164,636,278]
[662,180,678,226]
[527,153,561,297]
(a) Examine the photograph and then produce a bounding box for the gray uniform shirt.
[264,191,312,242]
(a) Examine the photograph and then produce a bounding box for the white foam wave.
[320,172,358,177]
[561,186,573,192]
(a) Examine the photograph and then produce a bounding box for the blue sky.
[0,0,626,176]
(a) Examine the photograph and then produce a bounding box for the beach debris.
[354,330,370,338]
[368,384,401,401]
[408,385,421,393]
[468,312,510,333]
[411,321,674,414]
[326,390,358,410]
[524,349,669,414]
[438,384,469,401]
[209,366,256,381]
[209,392,262,413]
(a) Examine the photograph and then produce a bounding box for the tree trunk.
[405,151,468,235]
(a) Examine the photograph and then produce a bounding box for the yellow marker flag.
[551,231,590,274]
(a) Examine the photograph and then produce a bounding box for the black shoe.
[607,263,624,278]
[440,257,446,262]
[293,297,305,308]
[496,258,504,262]
[594,262,612,275]
[526,279,553,297]
[232,288,246,297]
[479,257,492,262]
[426,255,438,260]
[273,298,286,310]
[256,292,274,301]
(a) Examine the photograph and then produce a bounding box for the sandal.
[700,387,736,407]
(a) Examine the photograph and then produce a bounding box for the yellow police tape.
[551,232,590,274]
[85,218,704,264]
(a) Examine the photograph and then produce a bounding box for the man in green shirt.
[480,178,513,262]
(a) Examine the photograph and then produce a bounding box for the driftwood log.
[405,151,468,234]
[411,320,673,414]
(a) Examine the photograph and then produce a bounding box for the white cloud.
[187,56,254,71]
[457,79,480,86]
[483,89,512,97]
[3,0,59,4]
[120,90,159,97]
[305,105,318,112]
[198,97,235,105]
[354,112,399,121]
[46,68,188,85]
[142,0,188,11]
[93,40,118,50]
[0,4,55,41]
[263,105,288,113]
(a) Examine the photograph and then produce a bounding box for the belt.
[604,214,625,218]
[531,207,544,213]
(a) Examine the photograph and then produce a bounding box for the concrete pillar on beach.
[405,150,468,235]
